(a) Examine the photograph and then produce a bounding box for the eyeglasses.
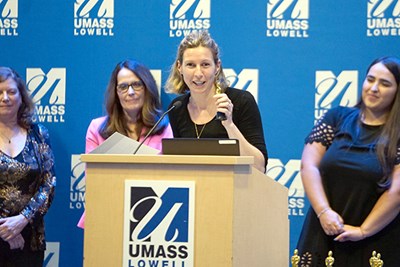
[116,81,144,93]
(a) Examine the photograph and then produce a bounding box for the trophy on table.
[369,251,378,267]
[291,249,300,267]
[369,251,384,267]
[325,250,334,267]
[376,253,383,267]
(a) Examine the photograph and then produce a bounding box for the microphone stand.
[133,103,179,154]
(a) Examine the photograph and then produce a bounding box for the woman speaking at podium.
[77,59,173,228]
[164,30,268,173]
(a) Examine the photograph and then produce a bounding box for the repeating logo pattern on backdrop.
[0,0,18,36]
[169,0,210,38]
[70,155,86,211]
[266,0,309,38]
[314,70,358,122]
[26,68,66,123]
[367,0,400,37]
[123,181,194,267]
[5,2,397,266]
[44,242,60,267]
[267,158,305,216]
[74,0,114,36]
[225,68,259,102]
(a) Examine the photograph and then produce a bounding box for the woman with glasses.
[77,59,173,229]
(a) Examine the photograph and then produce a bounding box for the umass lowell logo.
[367,0,400,37]
[123,181,194,267]
[266,0,309,38]
[314,70,358,122]
[70,155,85,210]
[267,158,305,216]
[129,187,189,243]
[169,0,210,38]
[74,0,114,36]
[0,0,18,36]
[224,68,259,102]
[44,242,60,267]
[26,68,66,123]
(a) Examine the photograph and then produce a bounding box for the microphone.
[216,112,227,121]
[215,82,227,121]
[133,101,182,154]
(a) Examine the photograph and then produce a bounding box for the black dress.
[167,87,268,167]
[297,106,400,267]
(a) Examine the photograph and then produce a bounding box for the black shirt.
[168,87,268,167]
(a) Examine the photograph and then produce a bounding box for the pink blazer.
[77,116,173,229]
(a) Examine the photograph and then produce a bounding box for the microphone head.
[173,100,182,109]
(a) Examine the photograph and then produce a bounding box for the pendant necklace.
[194,123,206,139]
[0,132,12,144]
[190,97,208,138]
[0,127,20,144]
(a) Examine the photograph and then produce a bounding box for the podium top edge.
[80,154,254,166]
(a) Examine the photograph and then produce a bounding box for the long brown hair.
[99,59,168,139]
[358,56,400,187]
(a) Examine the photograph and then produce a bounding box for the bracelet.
[317,207,331,218]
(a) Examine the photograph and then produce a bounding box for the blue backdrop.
[1,0,399,266]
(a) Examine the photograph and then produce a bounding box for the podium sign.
[81,154,289,266]
[123,180,195,267]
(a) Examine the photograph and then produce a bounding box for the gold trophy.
[369,251,378,267]
[325,250,334,267]
[291,249,300,267]
[376,253,383,267]
[215,82,227,121]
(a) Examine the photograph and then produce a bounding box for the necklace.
[0,132,12,144]
[194,123,206,139]
[0,126,20,144]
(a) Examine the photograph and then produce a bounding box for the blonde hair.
[165,30,229,95]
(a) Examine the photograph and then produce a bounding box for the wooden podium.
[81,154,289,267]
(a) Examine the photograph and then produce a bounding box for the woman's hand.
[7,233,25,250]
[213,91,266,172]
[214,93,233,124]
[0,214,29,241]
[334,225,365,242]
[319,209,344,236]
